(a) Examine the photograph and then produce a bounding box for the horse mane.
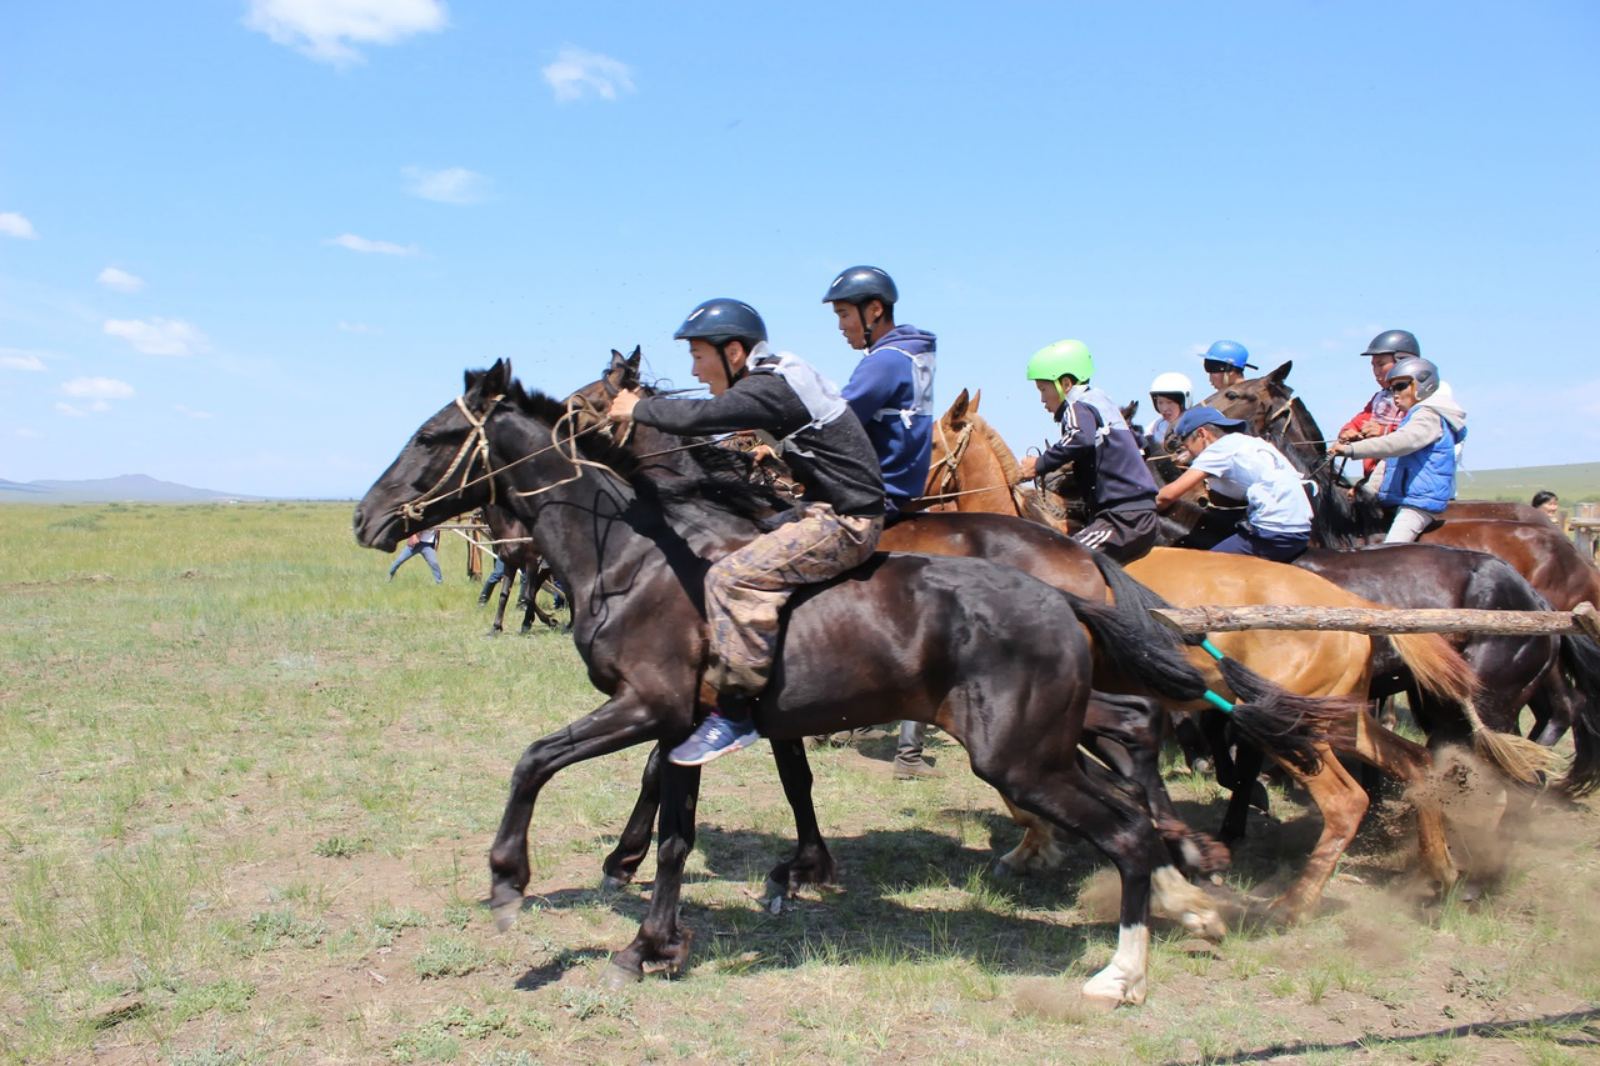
[503,379,790,524]
[971,413,1026,485]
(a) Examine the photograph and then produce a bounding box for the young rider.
[824,265,937,517]
[1330,356,1467,543]
[823,265,938,779]
[608,299,886,766]
[1336,329,1415,478]
[1155,407,1312,561]
[1200,340,1255,394]
[1018,339,1160,563]
[1144,371,1192,453]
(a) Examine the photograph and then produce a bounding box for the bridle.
[396,395,610,524]
[916,418,1032,514]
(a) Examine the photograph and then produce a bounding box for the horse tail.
[1556,633,1600,797]
[1083,553,1346,774]
[1390,631,1557,785]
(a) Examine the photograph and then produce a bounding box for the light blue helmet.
[1202,340,1256,370]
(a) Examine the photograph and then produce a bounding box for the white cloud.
[244,0,447,66]
[0,212,38,239]
[326,233,419,256]
[104,317,211,357]
[55,402,88,418]
[542,45,635,102]
[174,403,215,420]
[404,165,489,204]
[0,348,47,371]
[97,266,146,293]
[337,320,380,334]
[62,376,135,400]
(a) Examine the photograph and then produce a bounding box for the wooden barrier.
[1149,601,1600,642]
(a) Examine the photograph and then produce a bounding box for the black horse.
[353,361,1323,1005]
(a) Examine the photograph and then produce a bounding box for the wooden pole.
[1150,601,1600,641]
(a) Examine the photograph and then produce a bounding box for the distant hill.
[0,474,263,503]
[1460,462,1600,503]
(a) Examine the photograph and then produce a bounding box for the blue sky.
[3,2,1597,497]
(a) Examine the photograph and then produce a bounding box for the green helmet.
[1026,339,1094,397]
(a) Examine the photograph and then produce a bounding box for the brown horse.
[915,392,1564,912]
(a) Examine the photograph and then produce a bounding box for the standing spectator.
[1531,490,1561,524]
[390,528,443,584]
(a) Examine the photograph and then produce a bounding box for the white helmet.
[1149,371,1193,404]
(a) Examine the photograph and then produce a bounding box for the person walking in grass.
[389,527,443,584]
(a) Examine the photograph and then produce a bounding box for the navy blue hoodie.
[842,324,937,509]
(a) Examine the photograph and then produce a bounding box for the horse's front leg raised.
[601,744,663,888]
[488,688,666,929]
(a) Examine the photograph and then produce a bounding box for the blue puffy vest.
[1377,410,1465,514]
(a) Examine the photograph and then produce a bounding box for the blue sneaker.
[668,713,761,767]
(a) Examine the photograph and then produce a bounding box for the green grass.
[1459,461,1600,502]
[0,501,1596,1065]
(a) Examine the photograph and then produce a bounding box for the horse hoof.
[991,860,1016,879]
[483,629,501,639]
[491,899,521,933]
[600,874,630,893]
[604,961,642,988]
[1190,758,1215,777]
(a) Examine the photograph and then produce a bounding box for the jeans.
[390,544,442,583]
[1211,525,1309,563]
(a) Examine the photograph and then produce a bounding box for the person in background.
[1331,356,1467,543]
[823,265,939,780]
[1155,407,1311,561]
[1337,329,1416,480]
[1144,371,1192,453]
[389,527,443,584]
[1019,339,1160,563]
[1531,490,1561,524]
[1200,340,1255,394]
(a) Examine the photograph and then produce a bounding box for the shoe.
[668,713,761,767]
[894,757,940,781]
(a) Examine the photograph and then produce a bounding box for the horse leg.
[490,571,512,633]
[1350,708,1459,896]
[488,690,666,929]
[1528,667,1576,747]
[610,762,701,981]
[1267,743,1368,923]
[601,744,663,888]
[765,738,836,897]
[1217,739,1266,846]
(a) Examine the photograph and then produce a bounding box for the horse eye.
[1224,391,1241,401]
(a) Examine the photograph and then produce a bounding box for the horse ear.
[467,359,511,402]
[627,345,641,370]
[1268,361,1293,386]
[970,389,982,413]
[946,388,971,426]
[1123,399,1140,422]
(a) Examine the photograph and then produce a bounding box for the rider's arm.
[632,375,806,439]
[1342,406,1441,460]
[1035,401,1100,476]
[1155,466,1207,510]
[841,351,901,427]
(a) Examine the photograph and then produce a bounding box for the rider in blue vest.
[824,265,936,516]
[824,265,939,779]
[1331,356,1467,543]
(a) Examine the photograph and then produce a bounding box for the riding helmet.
[1362,329,1420,358]
[1149,371,1193,405]
[1202,340,1255,370]
[1385,356,1440,400]
[1026,339,1095,392]
[821,266,898,308]
[673,299,768,346]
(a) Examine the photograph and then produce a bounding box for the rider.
[1200,340,1255,394]
[824,265,937,517]
[824,265,938,780]
[1155,407,1312,561]
[1144,371,1192,452]
[1018,339,1160,563]
[1336,329,1415,478]
[608,299,886,766]
[1331,356,1467,543]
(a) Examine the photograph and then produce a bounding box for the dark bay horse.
[354,360,1291,1005]
[480,504,564,633]
[567,357,1502,920]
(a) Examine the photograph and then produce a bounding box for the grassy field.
[1460,463,1600,504]
[2,502,1598,1065]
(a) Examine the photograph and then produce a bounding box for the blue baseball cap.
[1173,406,1248,439]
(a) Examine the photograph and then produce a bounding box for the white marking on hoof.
[490,902,520,933]
[1151,866,1227,941]
[1080,923,1149,1006]
[603,961,641,988]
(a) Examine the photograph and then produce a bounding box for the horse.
[480,504,566,633]
[353,360,1296,1006]
[567,356,1521,921]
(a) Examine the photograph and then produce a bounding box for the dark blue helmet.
[822,265,898,308]
[1363,329,1420,358]
[673,299,767,346]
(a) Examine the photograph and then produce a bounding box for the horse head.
[1202,361,1295,435]
[354,359,514,551]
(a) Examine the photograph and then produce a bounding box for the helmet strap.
[715,340,746,391]
[859,301,877,348]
